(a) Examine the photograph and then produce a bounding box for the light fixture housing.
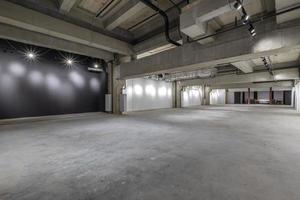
[248,25,255,34]
[233,0,242,10]
[242,14,250,24]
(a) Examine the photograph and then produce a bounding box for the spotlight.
[248,25,255,34]
[233,0,242,10]
[251,31,256,37]
[26,51,36,60]
[66,59,73,65]
[242,14,250,24]
[94,64,99,68]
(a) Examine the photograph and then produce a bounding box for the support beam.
[0,23,113,60]
[59,0,78,13]
[105,0,147,31]
[180,68,299,87]
[180,0,252,44]
[210,81,294,90]
[275,0,300,24]
[121,19,300,78]
[0,0,133,55]
[232,60,255,73]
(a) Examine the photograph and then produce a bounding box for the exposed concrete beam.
[0,0,133,55]
[134,27,181,55]
[59,0,78,13]
[211,81,294,90]
[0,23,113,60]
[261,0,275,13]
[104,0,147,31]
[121,19,300,78]
[232,60,255,73]
[180,0,253,44]
[180,68,299,87]
[275,0,300,24]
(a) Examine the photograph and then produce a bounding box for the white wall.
[181,87,203,107]
[296,82,300,112]
[274,91,283,101]
[257,91,269,101]
[227,91,235,104]
[125,78,172,112]
[210,89,226,105]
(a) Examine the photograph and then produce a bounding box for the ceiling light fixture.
[26,51,36,60]
[248,25,255,33]
[242,14,250,24]
[66,58,73,65]
[233,0,242,10]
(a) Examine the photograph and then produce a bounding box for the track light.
[248,25,255,33]
[233,0,242,10]
[251,31,256,37]
[242,14,250,24]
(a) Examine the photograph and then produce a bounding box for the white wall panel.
[274,91,283,101]
[125,78,172,112]
[227,91,235,104]
[210,89,226,105]
[181,87,203,107]
[257,91,269,100]
[296,82,300,112]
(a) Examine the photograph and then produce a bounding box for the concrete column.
[172,81,176,108]
[225,89,228,104]
[203,85,211,105]
[106,62,113,94]
[112,55,126,114]
[248,88,251,104]
[175,81,182,108]
[269,87,273,104]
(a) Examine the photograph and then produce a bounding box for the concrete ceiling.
[215,0,265,26]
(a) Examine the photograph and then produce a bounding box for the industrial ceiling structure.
[1,0,300,84]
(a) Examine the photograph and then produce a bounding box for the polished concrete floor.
[0,105,300,200]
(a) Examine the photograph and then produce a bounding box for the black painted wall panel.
[0,41,107,119]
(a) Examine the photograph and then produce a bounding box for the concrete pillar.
[225,89,228,104]
[175,81,182,108]
[203,85,211,105]
[106,62,113,94]
[112,55,127,114]
[248,88,251,104]
[269,87,273,104]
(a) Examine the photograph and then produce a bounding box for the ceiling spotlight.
[233,0,242,10]
[26,51,36,60]
[242,14,250,24]
[251,31,256,37]
[94,64,99,68]
[248,25,255,34]
[66,59,73,65]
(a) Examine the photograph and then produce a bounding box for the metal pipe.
[140,0,181,46]
[128,0,186,31]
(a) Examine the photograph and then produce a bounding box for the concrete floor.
[0,105,300,200]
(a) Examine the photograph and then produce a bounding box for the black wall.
[0,40,107,119]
